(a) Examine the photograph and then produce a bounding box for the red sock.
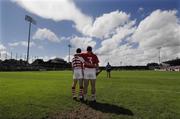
[72,87,76,97]
[79,86,83,97]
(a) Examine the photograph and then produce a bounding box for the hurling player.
[71,48,84,100]
[81,46,99,102]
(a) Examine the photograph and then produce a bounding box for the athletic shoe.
[91,95,96,102]
[83,95,87,101]
[91,100,96,103]
[79,96,84,101]
[73,96,77,100]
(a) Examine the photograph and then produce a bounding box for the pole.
[24,54,26,61]
[5,52,7,59]
[16,53,18,60]
[159,48,161,64]
[11,52,12,59]
[27,22,31,64]
[68,44,71,63]
[158,47,161,64]
[68,46,70,63]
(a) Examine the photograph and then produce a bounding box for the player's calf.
[72,86,77,99]
[79,86,84,101]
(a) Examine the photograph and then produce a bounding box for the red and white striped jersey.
[72,54,84,69]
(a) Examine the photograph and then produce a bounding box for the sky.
[0,0,180,66]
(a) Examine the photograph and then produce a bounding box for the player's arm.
[94,64,98,68]
[78,56,85,63]
[95,55,101,76]
[71,58,74,72]
[95,55,99,69]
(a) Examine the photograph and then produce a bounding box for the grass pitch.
[0,71,180,119]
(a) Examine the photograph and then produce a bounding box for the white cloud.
[11,0,180,66]
[0,43,6,51]
[12,0,132,39]
[96,20,136,55]
[132,10,180,62]
[97,10,180,66]
[0,43,10,60]
[37,45,44,49]
[63,55,74,62]
[70,36,96,50]
[8,41,36,47]
[33,28,61,43]
[133,10,180,48]
[0,51,10,60]
[12,0,93,35]
[83,10,131,39]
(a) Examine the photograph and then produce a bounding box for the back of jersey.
[72,54,84,69]
[82,52,99,68]
[106,64,111,70]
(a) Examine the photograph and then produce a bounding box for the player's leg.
[72,79,78,99]
[90,79,96,102]
[83,68,89,101]
[108,71,110,78]
[78,78,84,100]
[90,68,96,102]
[77,68,84,100]
[83,79,89,101]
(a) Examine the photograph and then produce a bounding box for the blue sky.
[0,0,180,65]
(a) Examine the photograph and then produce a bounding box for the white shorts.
[73,69,83,80]
[84,68,96,80]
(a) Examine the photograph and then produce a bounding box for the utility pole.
[20,55,22,60]
[24,54,26,61]
[16,53,18,60]
[68,44,71,63]
[11,52,12,59]
[25,15,36,64]
[157,47,162,64]
[5,52,7,59]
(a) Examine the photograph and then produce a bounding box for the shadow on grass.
[84,101,133,116]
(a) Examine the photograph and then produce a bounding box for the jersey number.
[87,57,93,64]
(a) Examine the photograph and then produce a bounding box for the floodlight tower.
[10,52,12,59]
[16,53,18,60]
[25,15,36,64]
[68,44,71,63]
[157,47,162,64]
[5,52,7,59]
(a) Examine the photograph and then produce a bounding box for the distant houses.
[152,58,180,72]
[0,57,179,71]
[0,58,71,71]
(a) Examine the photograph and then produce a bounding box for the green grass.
[0,71,180,119]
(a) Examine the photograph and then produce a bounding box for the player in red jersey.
[71,48,85,100]
[81,46,99,102]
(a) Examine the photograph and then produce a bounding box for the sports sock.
[91,94,96,101]
[72,87,76,97]
[79,86,83,98]
[83,94,87,101]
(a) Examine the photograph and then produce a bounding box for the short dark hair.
[87,46,92,52]
[76,48,81,53]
